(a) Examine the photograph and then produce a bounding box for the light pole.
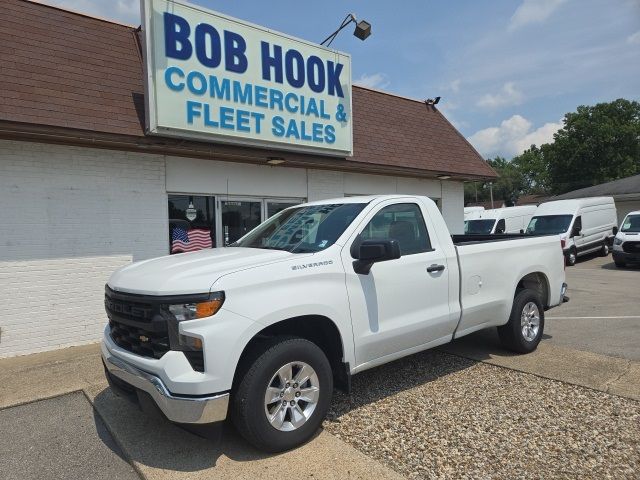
[320,13,372,47]
[490,183,494,209]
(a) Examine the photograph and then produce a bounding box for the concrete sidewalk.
[442,329,640,401]
[0,343,404,480]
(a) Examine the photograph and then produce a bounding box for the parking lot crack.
[604,360,633,394]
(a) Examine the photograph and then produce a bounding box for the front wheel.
[601,243,610,256]
[498,288,545,353]
[231,337,333,452]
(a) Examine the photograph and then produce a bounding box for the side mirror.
[519,229,525,234]
[351,239,401,274]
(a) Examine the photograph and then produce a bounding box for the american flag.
[171,227,212,253]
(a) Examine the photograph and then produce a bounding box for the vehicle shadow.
[600,261,640,271]
[91,387,277,472]
[327,347,478,422]
[329,327,554,419]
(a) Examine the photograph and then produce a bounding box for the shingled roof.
[0,0,496,180]
[552,174,640,200]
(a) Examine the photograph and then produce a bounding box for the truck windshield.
[464,219,496,234]
[621,214,640,232]
[230,203,366,253]
[526,215,573,234]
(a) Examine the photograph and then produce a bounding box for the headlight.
[166,292,225,321]
[614,238,623,245]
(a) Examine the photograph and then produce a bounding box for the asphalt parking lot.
[545,253,640,361]
[0,253,638,479]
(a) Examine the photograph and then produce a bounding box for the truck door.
[341,200,455,368]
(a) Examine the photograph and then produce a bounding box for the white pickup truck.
[102,195,567,452]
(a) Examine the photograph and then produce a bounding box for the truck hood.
[108,247,293,295]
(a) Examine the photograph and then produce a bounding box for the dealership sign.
[141,0,353,156]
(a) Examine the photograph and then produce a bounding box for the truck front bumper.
[101,342,229,424]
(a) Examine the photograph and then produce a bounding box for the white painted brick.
[307,170,345,201]
[0,140,168,357]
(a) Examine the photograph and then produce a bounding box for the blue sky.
[45,0,640,159]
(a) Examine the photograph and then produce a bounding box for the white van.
[464,206,485,221]
[612,210,640,267]
[464,205,537,235]
[526,197,617,266]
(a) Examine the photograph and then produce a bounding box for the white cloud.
[508,0,567,31]
[627,31,640,44]
[476,82,524,109]
[354,73,390,90]
[449,79,461,93]
[468,114,562,158]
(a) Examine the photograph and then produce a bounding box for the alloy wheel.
[264,361,320,432]
[520,301,541,342]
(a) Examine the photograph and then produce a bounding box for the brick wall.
[0,140,168,357]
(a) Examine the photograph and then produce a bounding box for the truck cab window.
[495,219,506,234]
[361,203,432,255]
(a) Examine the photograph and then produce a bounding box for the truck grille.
[105,287,170,360]
[109,321,170,359]
[622,241,640,253]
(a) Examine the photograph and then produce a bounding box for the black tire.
[231,336,333,453]
[565,248,577,266]
[498,288,545,353]
[600,243,610,256]
[614,260,626,268]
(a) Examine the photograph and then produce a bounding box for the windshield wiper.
[291,247,319,253]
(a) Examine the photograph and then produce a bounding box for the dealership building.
[0,0,496,357]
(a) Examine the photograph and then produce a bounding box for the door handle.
[427,264,445,273]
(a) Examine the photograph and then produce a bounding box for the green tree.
[512,145,549,193]
[545,99,640,194]
[464,157,526,206]
[486,157,526,205]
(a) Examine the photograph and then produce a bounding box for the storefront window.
[168,195,215,253]
[168,195,304,251]
[220,199,262,246]
[266,201,300,218]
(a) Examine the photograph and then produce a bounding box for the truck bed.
[450,232,565,339]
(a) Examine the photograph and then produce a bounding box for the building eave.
[0,121,498,182]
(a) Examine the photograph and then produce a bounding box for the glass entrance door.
[219,199,262,246]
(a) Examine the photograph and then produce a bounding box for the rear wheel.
[614,259,626,268]
[566,248,577,266]
[600,243,610,256]
[231,337,333,452]
[498,288,545,353]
